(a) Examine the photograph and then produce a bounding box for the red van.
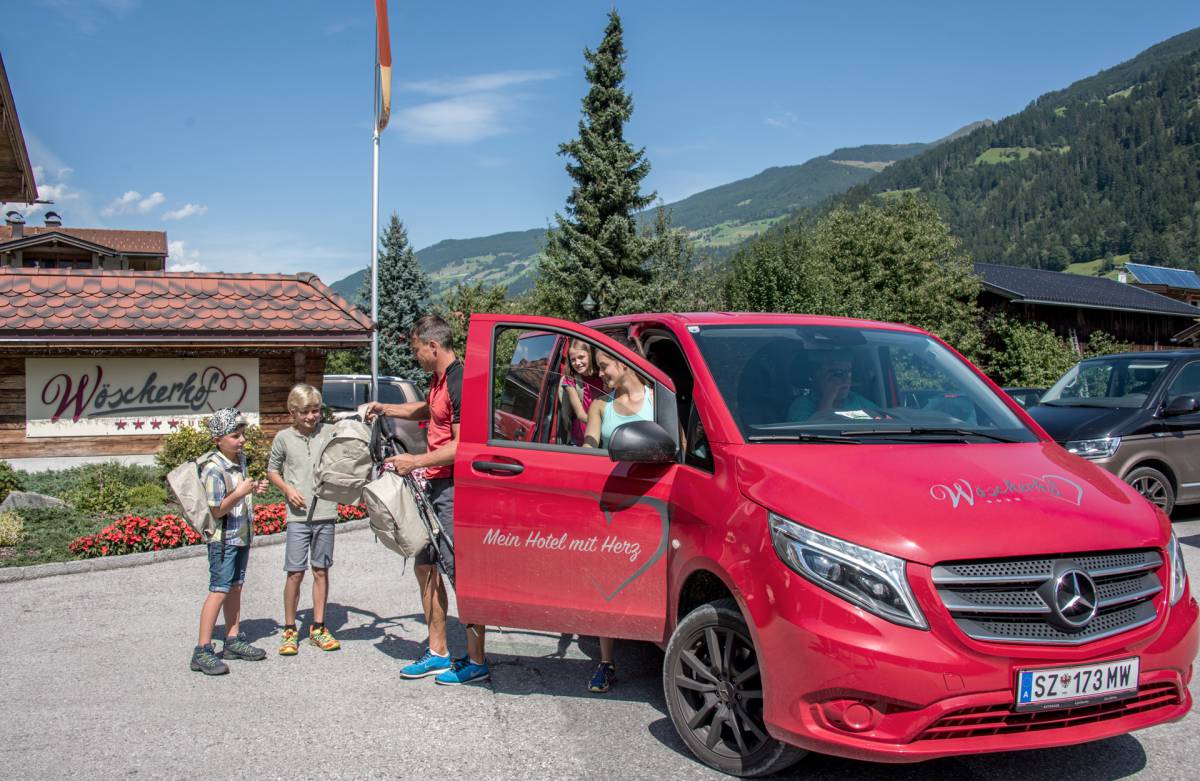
[452,312,1197,776]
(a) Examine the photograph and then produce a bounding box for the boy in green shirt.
[267,384,341,655]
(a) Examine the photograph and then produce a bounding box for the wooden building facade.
[0,268,372,466]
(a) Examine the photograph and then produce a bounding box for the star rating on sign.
[150,420,162,430]
[115,420,128,430]
[168,420,181,429]
[132,420,145,430]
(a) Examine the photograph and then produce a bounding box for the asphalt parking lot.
[3,515,1199,780]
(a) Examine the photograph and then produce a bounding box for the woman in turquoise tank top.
[585,350,654,448]
[582,347,654,693]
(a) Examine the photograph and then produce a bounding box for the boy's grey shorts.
[284,521,335,572]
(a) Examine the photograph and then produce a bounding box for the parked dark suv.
[322,374,427,454]
[1027,350,1200,514]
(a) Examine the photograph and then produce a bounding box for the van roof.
[584,311,930,333]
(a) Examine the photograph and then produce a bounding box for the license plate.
[1015,657,1140,712]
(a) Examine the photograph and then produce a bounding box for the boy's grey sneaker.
[221,634,266,661]
[191,644,229,675]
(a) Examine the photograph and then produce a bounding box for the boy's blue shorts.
[207,542,250,593]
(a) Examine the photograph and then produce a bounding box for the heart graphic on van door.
[584,493,671,602]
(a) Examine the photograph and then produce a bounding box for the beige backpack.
[166,450,231,543]
[361,471,431,558]
[313,418,374,505]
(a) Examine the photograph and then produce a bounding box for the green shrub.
[68,466,134,517]
[155,421,268,481]
[0,460,23,504]
[127,483,170,511]
[1,506,99,567]
[0,510,23,546]
[20,462,158,501]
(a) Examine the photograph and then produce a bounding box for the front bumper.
[753,561,1199,763]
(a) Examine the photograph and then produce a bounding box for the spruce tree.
[533,10,656,320]
[356,213,431,379]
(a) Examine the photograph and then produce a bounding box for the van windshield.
[1041,357,1170,409]
[691,325,1037,443]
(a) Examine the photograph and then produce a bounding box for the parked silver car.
[322,374,428,454]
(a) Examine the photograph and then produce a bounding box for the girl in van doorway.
[583,348,655,692]
[561,339,607,446]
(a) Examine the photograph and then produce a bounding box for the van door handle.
[473,460,524,475]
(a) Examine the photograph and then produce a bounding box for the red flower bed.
[68,514,202,558]
[68,502,369,559]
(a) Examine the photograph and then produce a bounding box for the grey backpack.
[166,450,229,543]
[313,417,374,505]
[361,471,431,558]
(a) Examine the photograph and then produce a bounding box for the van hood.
[1026,403,1136,443]
[734,442,1166,565]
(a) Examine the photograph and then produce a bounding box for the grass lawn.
[879,187,921,200]
[1065,254,1128,280]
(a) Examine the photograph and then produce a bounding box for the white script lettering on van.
[930,474,1084,509]
[482,528,642,562]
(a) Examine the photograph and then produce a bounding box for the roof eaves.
[0,52,36,204]
[1013,297,1200,319]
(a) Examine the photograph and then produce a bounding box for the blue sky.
[2,1,1198,284]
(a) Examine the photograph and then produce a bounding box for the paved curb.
[0,518,372,584]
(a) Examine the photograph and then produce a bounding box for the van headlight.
[1065,437,1121,459]
[768,512,928,629]
[1168,532,1188,606]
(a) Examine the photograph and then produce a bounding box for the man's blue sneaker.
[400,648,452,679]
[434,656,490,686]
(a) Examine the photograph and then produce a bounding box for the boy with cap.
[191,407,270,676]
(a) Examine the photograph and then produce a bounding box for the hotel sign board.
[25,358,260,437]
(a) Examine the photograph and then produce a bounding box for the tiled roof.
[975,262,1200,318]
[0,268,373,342]
[0,225,168,255]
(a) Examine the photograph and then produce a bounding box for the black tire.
[1125,466,1175,515]
[663,598,806,777]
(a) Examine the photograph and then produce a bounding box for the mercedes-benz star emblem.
[1051,569,1099,629]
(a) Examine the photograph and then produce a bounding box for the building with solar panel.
[1122,263,1200,308]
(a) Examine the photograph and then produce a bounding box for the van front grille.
[931,550,1162,645]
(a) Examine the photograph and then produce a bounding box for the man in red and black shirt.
[366,314,488,685]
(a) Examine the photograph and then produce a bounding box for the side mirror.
[1163,396,1200,417]
[608,420,678,464]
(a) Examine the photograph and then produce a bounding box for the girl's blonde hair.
[287,383,322,412]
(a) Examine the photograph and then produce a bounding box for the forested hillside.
[843,27,1200,270]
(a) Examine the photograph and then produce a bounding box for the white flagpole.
[370,33,381,403]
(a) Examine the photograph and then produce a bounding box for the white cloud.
[764,111,798,128]
[396,95,508,144]
[101,189,166,216]
[324,19,356,35]
[166,240,206,272]
[402,69,557,96]
[199,230,361,281]
[162,203,208,221]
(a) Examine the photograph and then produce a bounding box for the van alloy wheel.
[1125,466,1175,515]
[663,598,805,777]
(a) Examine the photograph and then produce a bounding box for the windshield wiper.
[841,427,1023,443]
[1041,400,1110,408]
[747,433,863,444]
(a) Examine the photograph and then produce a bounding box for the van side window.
[1167,362,1200,403]
[492,329,558,443]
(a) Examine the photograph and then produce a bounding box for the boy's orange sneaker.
[279,628,300,656]
[310,626,341,651]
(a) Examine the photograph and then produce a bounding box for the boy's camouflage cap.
[207,408,247,438]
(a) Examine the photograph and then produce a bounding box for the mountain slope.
[330,131,981,300]
[840,26,1200,270]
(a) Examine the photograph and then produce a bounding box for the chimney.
[43,211,62,228]
[1118,271,1128,284]
[4,211,24,239]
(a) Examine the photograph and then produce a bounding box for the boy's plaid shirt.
[201,451,252,545]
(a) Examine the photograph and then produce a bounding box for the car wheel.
[663,598,805,777]
[1125,466,1175,515]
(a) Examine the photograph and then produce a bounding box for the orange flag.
[375,0,392,131]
